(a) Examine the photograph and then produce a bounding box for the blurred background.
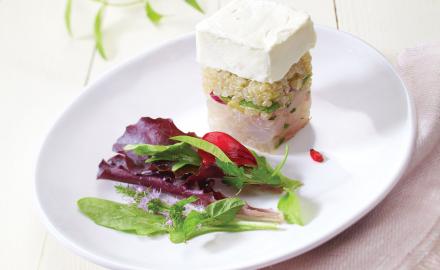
[0,0,439,269]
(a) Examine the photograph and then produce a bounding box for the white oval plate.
[35,26,415,270]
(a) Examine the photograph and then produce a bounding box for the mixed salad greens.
[78,117,304,243]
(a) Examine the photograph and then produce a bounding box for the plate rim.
[34,25,417,270]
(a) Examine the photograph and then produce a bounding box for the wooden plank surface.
[0,0,438,269]
[0,0,94,269]
[335,0,440,61]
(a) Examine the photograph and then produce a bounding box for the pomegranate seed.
[310,149,324,163]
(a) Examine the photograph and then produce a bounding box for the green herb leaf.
[145,1,163,25]
[125,142,201,171]
[114,185,145,203]
[169,210,206,243]
[239,100,281,113]
[170,136,232,163]
[94,4,107,59]
[216,159,246,189]
[185,0,204,13]
[216,147,301,190]
[78,197,167,235]
[205,197,246,225]
[277,189,303,225]
[169,197,274,243]
[168,196,200,243]
[65,0,73,36]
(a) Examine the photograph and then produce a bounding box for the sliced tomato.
[198,132,257,167]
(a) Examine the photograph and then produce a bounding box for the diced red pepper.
[209,91,225,104]
[198,132,257,167]
[310,148,324,163]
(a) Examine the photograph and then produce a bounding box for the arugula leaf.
[94,4,107,59]
[239,100,281,113]
[145,1,163,25]
[65,0,73,36]
[205,198,246,225]
[277,189,303,225]
[215,159,246,189]
[185,0,204,13]
[78,197,167,235]
[216,146,301,189]
[125,142,201,171]
[170,136,232,163]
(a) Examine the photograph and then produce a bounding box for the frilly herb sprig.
[65,0,205,59]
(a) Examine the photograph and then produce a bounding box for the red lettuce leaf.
[112,117,195,165]
[98,117,224,205]
[97,154,218,205]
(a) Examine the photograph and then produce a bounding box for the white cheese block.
[196,0,316,83]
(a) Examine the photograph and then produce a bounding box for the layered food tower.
[196,0,316,152]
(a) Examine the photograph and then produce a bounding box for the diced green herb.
[239,100,281,113]
[170,136,232,163]
[124,142,201,171]
[283,123,289,129]
[302,74,311,85]
[277,189,303,225]
[268,115,277,120]
[290,108,296,113]
[220,96,232,103]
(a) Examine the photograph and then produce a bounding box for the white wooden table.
[1,0,439,269]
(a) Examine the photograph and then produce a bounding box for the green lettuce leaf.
[277,189,303,225]
[78,197,167,235]
[124,142,201,171]
[170,135,232,163]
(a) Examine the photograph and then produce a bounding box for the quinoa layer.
[202,52,312,118]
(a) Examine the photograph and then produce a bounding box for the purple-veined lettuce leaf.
[98,118,223,205]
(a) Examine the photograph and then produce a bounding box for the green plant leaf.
[169,210,206,243]
[78,197,167,235]
[184,221,278,241]
[185,0,204,13]
[94,4,107,59]
[65,0,73,36]
[216,148,302,190]
[170,135,232,163]
[145,1,163,25]
[204,197,246,225]
[277,189,303,225]
[125,142,201,171]
[215,159,246,189]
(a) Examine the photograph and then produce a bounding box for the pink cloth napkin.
[268,44,440,270]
